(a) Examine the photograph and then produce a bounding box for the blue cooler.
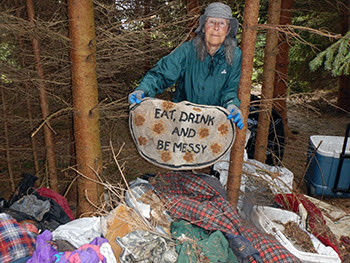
[305,134,350,197]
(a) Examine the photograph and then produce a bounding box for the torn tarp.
[125,178,173,235]
[242,159,294,195]
[10,195,50,221]
[116,230,177,263]
[52,217,102,248]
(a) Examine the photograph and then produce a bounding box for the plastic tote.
[249,206,341,263]
[305,135,350,197]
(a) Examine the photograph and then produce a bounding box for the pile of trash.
[0,166,348,263]
[0,171,291,262]
[238,159,347,263]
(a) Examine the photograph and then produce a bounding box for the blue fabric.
[10,256,31,263]
[224,234,263,263]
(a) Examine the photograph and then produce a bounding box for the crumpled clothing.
[224,234,263,263]
[151,172,300,263]
[53,245,104,263]
[116,230,177,263]
[171,220,238,263]
[0,213,36,263]
[10,195,50,221]
[27,230,114,263]
[36,187,74,221]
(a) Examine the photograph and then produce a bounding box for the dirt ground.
[283,91,350,209]
[281,91,350,260]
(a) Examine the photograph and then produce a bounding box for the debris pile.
[1,166,349,262]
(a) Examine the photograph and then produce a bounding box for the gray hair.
[193,32,237,65]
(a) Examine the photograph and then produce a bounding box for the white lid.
[310,135,350,158]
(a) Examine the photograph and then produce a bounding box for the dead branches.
[258,24,342,51]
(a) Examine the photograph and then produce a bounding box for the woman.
[128,2,243,129]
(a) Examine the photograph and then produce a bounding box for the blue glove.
[128,90,145,104]
[227,104,244,130]
[224,234,263,263]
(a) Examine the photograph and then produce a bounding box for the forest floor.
[283,91,350,208]
[281,90,350,260]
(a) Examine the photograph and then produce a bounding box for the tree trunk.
[273,0,293,136]
[186,0,200,40]
[1,86,15,192]
[68,0,103,216]
[15,0,40,175]
[254,0,282,163]
[143,0,152,71]
[26,0,58,192]
[64,116,78,217]
[26,97,40,174]
[227,0,260,207]
[337,0,350,113]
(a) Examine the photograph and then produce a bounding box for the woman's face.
[203,17,229,49]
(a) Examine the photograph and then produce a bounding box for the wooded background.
[0,0,349,215]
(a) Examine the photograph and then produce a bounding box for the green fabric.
[171,220,238,263]
[136,41,242,108]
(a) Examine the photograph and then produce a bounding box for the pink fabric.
[64,244,104,263]
[37,187,75,220]
[28,230,108,263]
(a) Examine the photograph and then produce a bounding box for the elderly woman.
[128,2,243,129]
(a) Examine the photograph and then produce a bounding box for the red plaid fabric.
[151,172,300,263]
[0,213,36,263]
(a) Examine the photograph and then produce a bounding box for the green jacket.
[136,40,242,108]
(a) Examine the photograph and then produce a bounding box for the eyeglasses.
[206,18,228,28]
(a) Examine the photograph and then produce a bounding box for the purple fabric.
[89,237,108,247]
[27,230,56,263]
[55,247,101,263]
[27,230,108,263]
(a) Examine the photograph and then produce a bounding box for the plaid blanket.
[151,172,300,263]
[0,213,36,263]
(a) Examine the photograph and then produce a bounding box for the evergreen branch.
[309,31,350,76]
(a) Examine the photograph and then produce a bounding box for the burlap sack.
[129,98,235,170]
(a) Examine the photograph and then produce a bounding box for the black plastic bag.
[246,95,285,165]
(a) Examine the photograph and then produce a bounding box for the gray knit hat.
[194,2,239,37]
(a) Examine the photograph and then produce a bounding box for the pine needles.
[309,31,350,76]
